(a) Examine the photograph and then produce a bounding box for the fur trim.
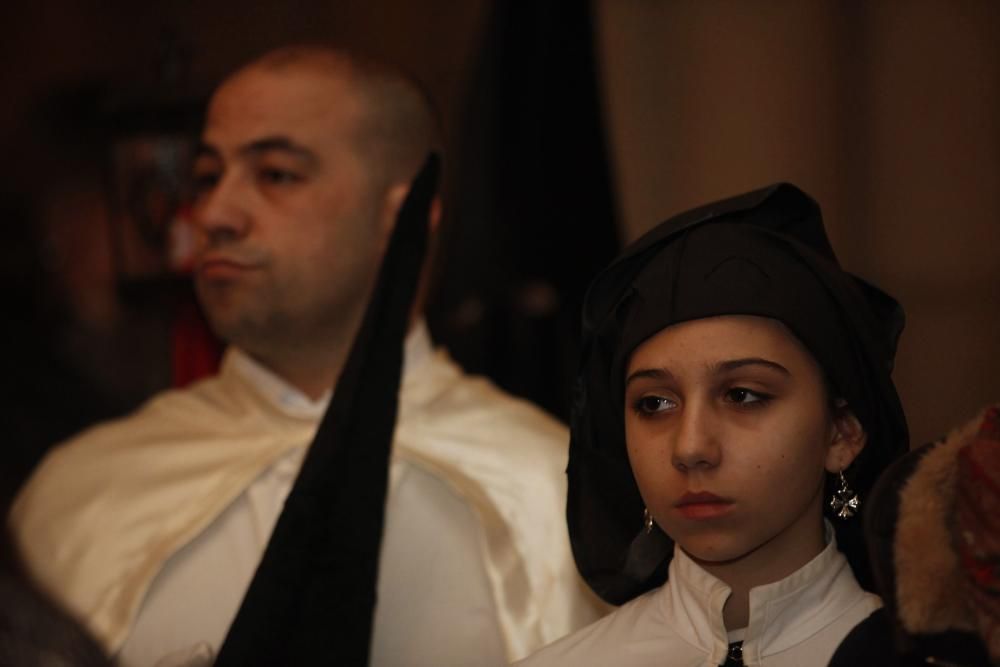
[894,409,987,635]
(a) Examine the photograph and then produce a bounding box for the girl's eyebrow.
[624,357,789,389]
[624,367,674,389]
[713,357,790,376]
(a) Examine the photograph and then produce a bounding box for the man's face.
[191,66,387,354]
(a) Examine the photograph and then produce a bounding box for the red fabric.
[170,297,223,387]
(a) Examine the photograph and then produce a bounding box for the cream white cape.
[10,340,600,661]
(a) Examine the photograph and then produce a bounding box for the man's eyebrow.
[194,142,220,160]
[240,136,319,165]
[624,367,674,388]
[713,357,790,376]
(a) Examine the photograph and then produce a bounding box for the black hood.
[568,183,909,604]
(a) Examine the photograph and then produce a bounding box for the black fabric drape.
[215,155,439,666]
[428,0,620,421]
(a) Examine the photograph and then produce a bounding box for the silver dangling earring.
[643,508,654,534]
[829,469,860,519]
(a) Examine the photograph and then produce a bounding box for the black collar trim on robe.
[215,154,440,666]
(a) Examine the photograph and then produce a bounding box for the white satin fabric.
[10,323,604,663]
[517,525,881,667]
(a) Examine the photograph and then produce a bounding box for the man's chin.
[197,305,247,345]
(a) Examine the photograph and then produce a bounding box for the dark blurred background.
[1,0,998,506]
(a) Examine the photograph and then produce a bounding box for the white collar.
[221,319,436,420]
[663,521,859,664]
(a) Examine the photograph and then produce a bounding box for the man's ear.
[378,172,441,324]
[825,399,867,472]
[379,182,441,246]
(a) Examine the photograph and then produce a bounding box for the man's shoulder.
[406,352,569,460]
[45,374,236,459]
[418,352,565,430]
[10,374,242,525]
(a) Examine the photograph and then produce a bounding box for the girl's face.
[624,315,864,575]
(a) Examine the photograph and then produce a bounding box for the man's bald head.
[220,45,441,192]
[192,46,442,395]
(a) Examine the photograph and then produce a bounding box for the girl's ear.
[825,399,867,473]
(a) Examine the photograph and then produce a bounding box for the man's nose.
[192,173,251,243]
[671,401,722,472]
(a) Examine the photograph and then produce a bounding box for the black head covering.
[568,183,909,605]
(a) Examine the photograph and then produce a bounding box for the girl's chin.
[676,540,752,567]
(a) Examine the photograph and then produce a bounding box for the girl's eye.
[633,395,677,416]
[724,387,771,406]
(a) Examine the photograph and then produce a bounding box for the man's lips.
[675,492,734,520]
[196,256,261,280]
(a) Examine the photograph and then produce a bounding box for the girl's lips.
[676,502,734,520]
[675,492,734,520]
[677,491,730,505]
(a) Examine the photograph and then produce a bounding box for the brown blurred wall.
[595,0,1000,447]
[0,1,489,201]
[1,0,996,450]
